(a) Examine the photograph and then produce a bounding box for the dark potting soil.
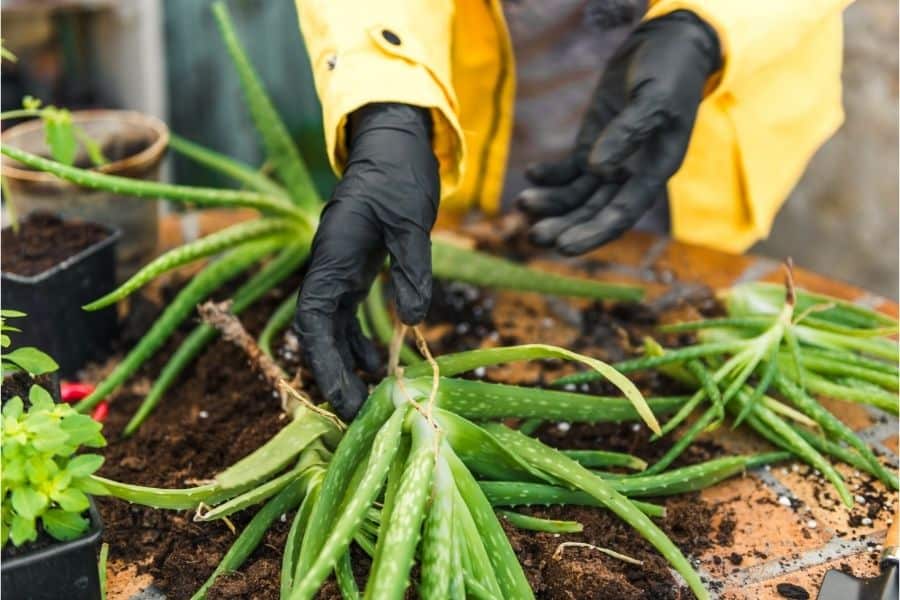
[94,272,730,600]
[1,212,110,277]
[0,371,55,405]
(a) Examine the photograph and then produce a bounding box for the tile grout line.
[719,530,887,589]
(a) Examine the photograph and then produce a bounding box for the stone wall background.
[754,0,899,299]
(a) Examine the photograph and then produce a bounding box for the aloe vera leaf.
[432,242,642,301]
[259,293,296,358]
[85,221,297,310]
[291,404,405,600]
[295,381,395,577]
[446,449,534,600]
[800,346,898,376]
[498,510,583,533]
[122,244,308,435]
[168,133,288,198]
[453,492,502,598]
[479,481,664,517]
[0,144,307,221]
[725,282,898,330]
[364,420,436,600]
[561,450,647,471]
[190,477,307,600]
[76,238,282,413]
[448,514,466,600]
[791,427,885,481]
[420,454,454,600]
[211,2,318,211]
[798,371,899,414]
[552,340,745,386]
[92,412,332,509]
[658,316,772,333]
[733,346,781,427]
[365,277,420,365]
[407,344,658,435]
[794,325,899,363]
[734,387,852,507]
[199,464,311,522]
[774,375,898,489]
[434,408,554,484]
[427,377,686,424]
[367,434,411,574]
[786,352,897,391]
[483,424,709,600]
[281,476,321,597]
[335,549,360,600]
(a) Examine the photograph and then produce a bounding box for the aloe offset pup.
[557,275,900,504]
[1,1,641,436]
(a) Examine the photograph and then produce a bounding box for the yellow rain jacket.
[294,0,850,253]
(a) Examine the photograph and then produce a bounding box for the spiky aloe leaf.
[85,220,298,310]
[445,449,535,599]
[291,406,407,600]
[483,424,709,600]
[431,242,642,301]
[211,2,318,211]
[405,344,659,435]
[0,145,307,221]
[420,454,454,600]
[123,244,309,435]
[75,238,282,413]
[168,133,289,198]
[364,418,436,599]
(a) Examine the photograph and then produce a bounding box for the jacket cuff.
[317,35,465,196]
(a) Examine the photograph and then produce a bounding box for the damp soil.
[1,212,110,277]
[94,272,732,599]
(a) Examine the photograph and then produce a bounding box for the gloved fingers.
[587,91,670,177]
[524,157,581,187]
[347,313,382,374]
[528,184,618,247]
[294,307,368,421]
[556,176,663,255]
[385,223,433,325]
[517,173,600,217]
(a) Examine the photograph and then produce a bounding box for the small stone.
[541,318,554,328]
[775,583,809,600]
[280,513,287,522]
[564,384,577,392]
[861,517,873,526]
[199,410,209,419]
[474,367,486,378]
[805,520,817,529]
[777,496,792,507]
[579,384,589,392]
[630,423,641,432]
[557,422,571,433]
[456,323,470,334]
[855,495,866,504]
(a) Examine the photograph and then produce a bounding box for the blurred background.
[1,0,897,298]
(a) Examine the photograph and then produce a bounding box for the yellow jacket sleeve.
[293,0,465,195]
[647,0,851,252]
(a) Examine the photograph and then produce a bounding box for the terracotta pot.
[2,110,169,280]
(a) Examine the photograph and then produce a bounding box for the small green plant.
[1,310,58,377]
[1,385,106,547]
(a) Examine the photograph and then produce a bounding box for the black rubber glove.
[295,103,439,421]
[517,10,721,255]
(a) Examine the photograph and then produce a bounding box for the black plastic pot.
[1,501,103,600]
[1,223,120,377]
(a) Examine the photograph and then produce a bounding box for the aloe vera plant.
[1,1,641,435]
[555,276,900,505]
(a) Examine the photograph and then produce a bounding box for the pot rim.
[0,220,122,284]
[0,500,102,571]
[1,109,170,183]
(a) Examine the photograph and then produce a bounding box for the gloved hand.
[295,103,439,421]
[517,10,721,255]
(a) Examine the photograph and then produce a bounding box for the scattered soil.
[92,267,730,599]
[1,212,110,277]
[0,371,57,405]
